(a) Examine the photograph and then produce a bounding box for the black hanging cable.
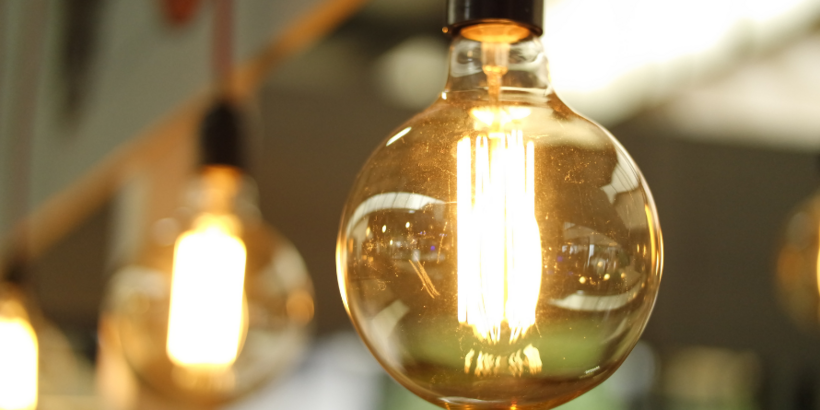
[0,1,7,132]
[200,0,244,170]
[4,0,49,285]
[212,0,233,84]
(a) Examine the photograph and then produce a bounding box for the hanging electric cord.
[213,0,233,87]
[0,1,7,136]
[3,0,49,284]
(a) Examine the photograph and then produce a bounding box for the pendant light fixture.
[336,0,663,408]
[102,0,314,403]
[102,101,315,404]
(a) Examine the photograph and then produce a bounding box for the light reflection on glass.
[387,127,413,146]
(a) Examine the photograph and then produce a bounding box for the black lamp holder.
[445,0,544,36]
[200,100,244,170]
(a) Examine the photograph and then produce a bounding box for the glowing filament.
[457,123,542,344]
[0,318,37,410]
[464,344,542,377]
[167,215,247,370]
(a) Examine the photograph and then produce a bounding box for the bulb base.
[200,101,244,170]
[444,0,543,36]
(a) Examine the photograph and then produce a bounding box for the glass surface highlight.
[337,24,663,410]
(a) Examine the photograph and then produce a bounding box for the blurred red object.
[159,0,202,26]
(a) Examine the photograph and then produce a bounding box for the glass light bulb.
[337,23,663,409]
[0,286,38,410]
[103,166,315,404]
[776,189,820,330]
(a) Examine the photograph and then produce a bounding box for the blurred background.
[1,0,820,408]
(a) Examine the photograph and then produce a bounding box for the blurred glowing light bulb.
[337,1,663,408]
[0,287,37,410]
[776,185,820,329]
[103,101,314,404]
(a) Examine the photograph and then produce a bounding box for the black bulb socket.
[3,254,27,285]
[445,0,544,36]
[200,100,244,170]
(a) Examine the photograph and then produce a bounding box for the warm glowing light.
[0,317,38,410]
[464,344,542,377]
[471,107,531,128]
[457,110,542,344]
[167,214,247,369]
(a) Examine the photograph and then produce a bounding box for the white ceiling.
[545,0,820,152]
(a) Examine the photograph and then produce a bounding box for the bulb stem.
[481,42,510,103]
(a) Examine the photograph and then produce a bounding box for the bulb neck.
[183,166,261,227]
[443,22,552,104]
[0,284,32,323]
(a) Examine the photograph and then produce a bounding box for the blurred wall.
[0,0,325,248]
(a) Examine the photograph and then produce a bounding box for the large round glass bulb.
[102,166,315,405]
[337,24,663,409]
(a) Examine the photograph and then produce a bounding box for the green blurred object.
[379,375,444,410]
[378,372,628,410]
[553,382,626,410]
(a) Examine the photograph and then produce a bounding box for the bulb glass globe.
[337,23,663,409]
[103,166,315,404]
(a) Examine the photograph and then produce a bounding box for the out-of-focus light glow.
[748,0,807,23]
[457,110,542,344]
[374,36,448,110]
[167,214,247,370]
[544,0,820,125]
[662,32,820,151]
[0,317,38,410]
